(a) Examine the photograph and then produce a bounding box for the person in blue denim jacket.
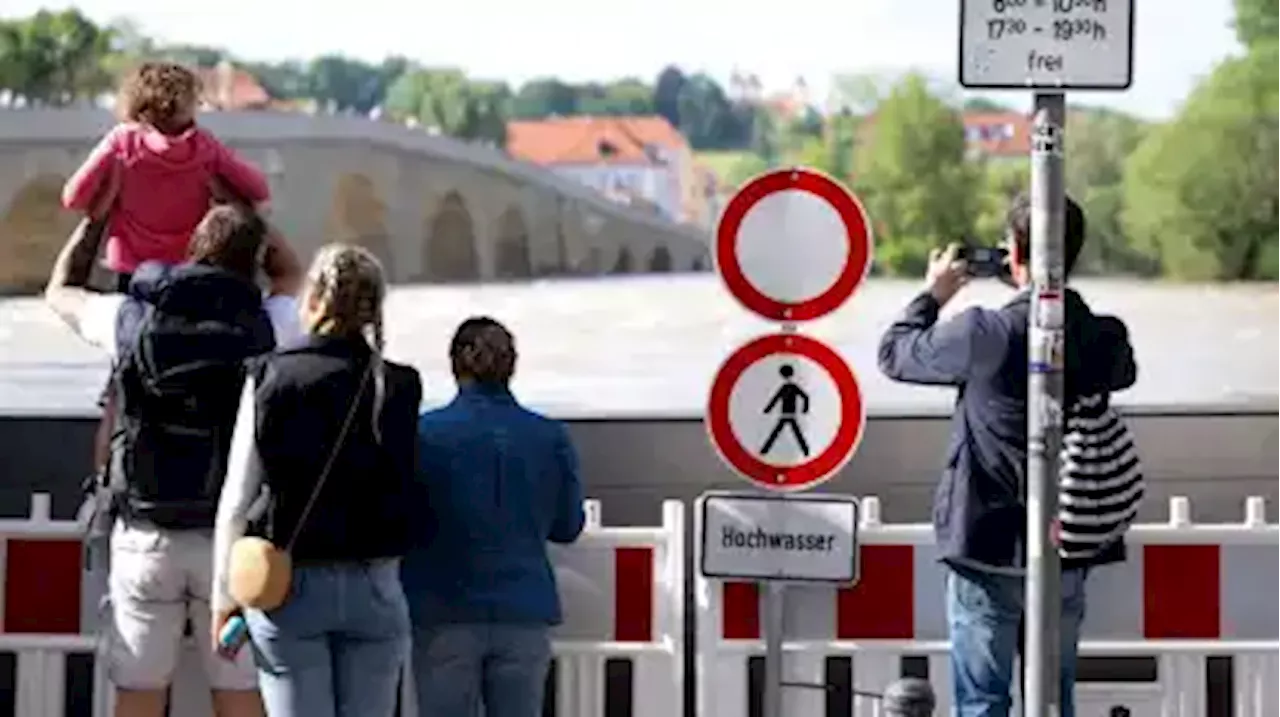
[403,316,586,717]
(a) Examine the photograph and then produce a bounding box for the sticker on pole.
[714,168,873,323]
[705,333,865,491]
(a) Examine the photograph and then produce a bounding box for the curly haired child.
[62,60,297,291]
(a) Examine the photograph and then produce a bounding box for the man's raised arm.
[877,245,1004,386]
[44,218,109,339]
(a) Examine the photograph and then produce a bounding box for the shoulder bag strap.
[283,359,375,553]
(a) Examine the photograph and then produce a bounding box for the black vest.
[110,263,275,529]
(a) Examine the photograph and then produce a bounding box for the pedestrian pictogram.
[714,168,873,323]
[705,333,865,492]
[760,364,810,457]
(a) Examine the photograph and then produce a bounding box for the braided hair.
[304,244,387,442]
[449,317,517,386]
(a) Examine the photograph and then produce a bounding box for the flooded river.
[0,276,1274,417]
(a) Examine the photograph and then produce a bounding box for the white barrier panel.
[0,494,683,717]
[694,495,1280,717]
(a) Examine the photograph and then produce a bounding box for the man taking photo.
[877,195,1137,717]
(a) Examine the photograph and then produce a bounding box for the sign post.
[960,2,1133,715]
[703,167,872,717]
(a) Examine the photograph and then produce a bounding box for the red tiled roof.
[858,110,1032,157]
[196,65,272,111]
[962,111,1031,156]
[506,116,688,165]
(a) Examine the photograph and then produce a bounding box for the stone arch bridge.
[0,109,711,292]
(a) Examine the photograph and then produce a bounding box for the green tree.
[973,159,1029,245]
[98,18,154,79]
[385,69,510,144]
[853,73,980,275]
[826,73,883,116]
[819,111,859,184]
[242,59,310,100]
[676,73,736,149]
[577,78,653,115]
[1233,0,1278,48]
[962,97,1013,112]
[1121,43,1278,280]
[1063,107,1151,274]
[461,79,513,146]
[305,55,391,113]
[0,10,114,105]
[748,108,781,166]
[726,152,770,189]
[510,77,578,118]
[652,65,686,128]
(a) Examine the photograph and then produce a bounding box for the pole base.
[882,677,937,717]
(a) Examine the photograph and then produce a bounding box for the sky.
[6,0,1245,120]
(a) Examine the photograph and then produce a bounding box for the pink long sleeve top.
[62,122,271,274]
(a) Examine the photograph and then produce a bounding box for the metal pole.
[1025,92,1067,717]
[762,581,785,717]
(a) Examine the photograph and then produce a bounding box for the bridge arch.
[611,247,634,274]
[648,245,673,273]
[422,191,479,282]
[493,207,532,280]
[324,173,393,271]
[0,174,78,293]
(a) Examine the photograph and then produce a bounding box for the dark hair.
[450,317,517,385]
[1006,193,1087,275]
[187,205,267,280]
[117,61,201,134]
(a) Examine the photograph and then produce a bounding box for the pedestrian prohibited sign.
[705,333,866,491]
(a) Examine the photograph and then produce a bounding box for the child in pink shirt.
[62,61,278,288]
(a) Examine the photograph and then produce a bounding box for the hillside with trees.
[0,1,1274,280]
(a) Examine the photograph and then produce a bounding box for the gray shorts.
[104,521,257,691]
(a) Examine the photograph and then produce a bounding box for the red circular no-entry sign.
[715,168,873,323]
[705,333,866,492]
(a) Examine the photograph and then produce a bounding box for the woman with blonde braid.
[212,244,422,717]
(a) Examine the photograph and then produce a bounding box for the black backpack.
[110,293,274,529]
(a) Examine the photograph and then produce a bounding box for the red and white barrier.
[0,494,107,717]
[1,491,1277,717]
[693,495,1280,717]
[0,493,686,717]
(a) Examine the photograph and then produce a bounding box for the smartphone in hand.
[956,245,1009,279]
[217,615,249,660]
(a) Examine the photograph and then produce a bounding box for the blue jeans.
[946,563,1088,717]
[246,559,410,717]
[411,623,552,717]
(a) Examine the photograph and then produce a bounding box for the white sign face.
[699,492,859,583]
[735,189,850,305]
[959,0,1134,90]
[728,352,842,469]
